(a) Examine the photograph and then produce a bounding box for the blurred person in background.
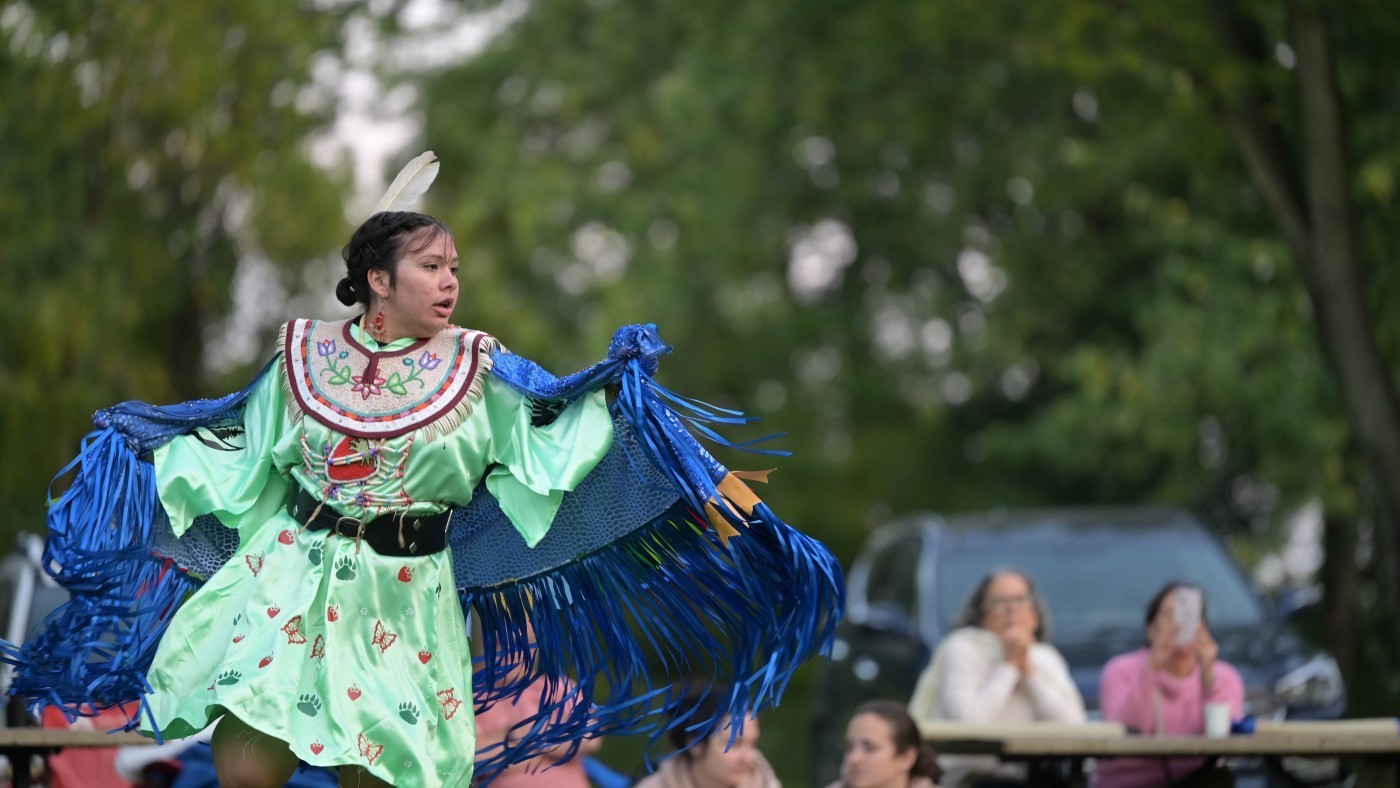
[1093,583,1244,788]
[908,569,1085,787]
[634,687,780,788]
[473,666,602,788]
[828,699,940,788]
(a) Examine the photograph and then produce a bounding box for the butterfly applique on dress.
[371,620,397,653]
[357,732,383,765]
[282,615,306,645]
[437,687,462,720]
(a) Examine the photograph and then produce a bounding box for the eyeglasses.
[986,593,1032,611]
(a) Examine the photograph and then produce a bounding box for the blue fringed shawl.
[2,324,845,775]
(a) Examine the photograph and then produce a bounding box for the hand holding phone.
[1172,586,1203,646]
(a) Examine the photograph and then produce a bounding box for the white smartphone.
[1172,586,1203,646]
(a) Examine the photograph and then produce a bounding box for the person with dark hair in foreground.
[828,700,940,788]
[633,689,781,788]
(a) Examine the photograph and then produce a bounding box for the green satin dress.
[142,321,613,787]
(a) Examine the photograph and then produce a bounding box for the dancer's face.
[368,226,459,341]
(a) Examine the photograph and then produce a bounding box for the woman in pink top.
[1093,583,1245,788]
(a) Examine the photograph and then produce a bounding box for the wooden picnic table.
[921,720,1400,787]
[0,728,150,788]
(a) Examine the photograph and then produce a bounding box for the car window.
[861,530,923,627]
[934,521,1262,642]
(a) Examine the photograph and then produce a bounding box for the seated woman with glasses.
[908,569,1086,788]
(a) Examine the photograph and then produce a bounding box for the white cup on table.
[1203,702,1232,738]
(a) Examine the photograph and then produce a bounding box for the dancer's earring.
[368,303,388,343]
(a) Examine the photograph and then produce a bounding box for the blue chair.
[584,756,632,788]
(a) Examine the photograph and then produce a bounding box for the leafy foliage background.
[3,0,1398,782]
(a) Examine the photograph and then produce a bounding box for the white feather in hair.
[372,151,440,215]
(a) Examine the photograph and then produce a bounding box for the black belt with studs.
[287,486,451,557]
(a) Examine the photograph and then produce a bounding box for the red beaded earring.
[368,304,388,343]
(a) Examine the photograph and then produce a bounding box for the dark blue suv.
[810,507,1347,787]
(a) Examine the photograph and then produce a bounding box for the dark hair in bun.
[337,211,451,307]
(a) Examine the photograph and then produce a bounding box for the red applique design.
[371,620,397,653]
[397,566,413,583]
[357,733,383,765]
[246,553,265,576]
[310,634,325,660]
[310,740,325,755]
[282,615,307,645]
[418,649,432,664]
[438,688,462,720]
[328,436,378,483]
[278,529,295,545]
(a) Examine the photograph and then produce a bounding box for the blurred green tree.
[1008,0,1400,704]
[0,2,350,534]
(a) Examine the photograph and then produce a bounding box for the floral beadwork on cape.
[280,319,497,441]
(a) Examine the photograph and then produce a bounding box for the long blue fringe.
[0,360,276,733]
[0,428,196,737]
[468,499,844,778]
[470,325,844,778]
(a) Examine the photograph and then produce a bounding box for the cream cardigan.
[908,627,1086,787]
